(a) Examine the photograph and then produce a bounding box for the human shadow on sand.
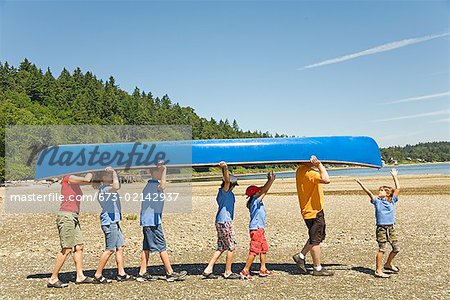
[351,266,375,276]
[27,262,346,281]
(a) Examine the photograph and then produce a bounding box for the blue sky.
[1,0,449,147]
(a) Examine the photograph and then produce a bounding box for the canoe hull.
[35,136,382,179]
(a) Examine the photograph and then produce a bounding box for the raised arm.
[310,155,330,184]
[219,161,231,191]
[355,179,375,202]
[390,168,400,197]
[158,162,167,191]
[105,167,120,193]
[68,172,93,184]
[257,171,276,200]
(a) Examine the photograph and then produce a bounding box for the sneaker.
[223,272,241,280]
[292,253,308,274]
[136,272,157,282]
[202,272,219,279]
[312,267,334,276]
[166,270,188,282]
[240,270,253,280]
[258,269,274,277]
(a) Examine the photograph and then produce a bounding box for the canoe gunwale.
[35,160,381,180]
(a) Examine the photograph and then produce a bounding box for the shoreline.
[192,161,450,179]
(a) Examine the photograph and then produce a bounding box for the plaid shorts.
[216,222,237,251]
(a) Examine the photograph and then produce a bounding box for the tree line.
[381,141,450,164]
[0,59,286,181]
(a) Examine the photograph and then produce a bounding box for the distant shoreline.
[192,161,450,179]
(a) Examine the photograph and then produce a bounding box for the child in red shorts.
[240,171,276,280]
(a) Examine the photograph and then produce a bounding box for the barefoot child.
[202,161,240,279]
[240,171,276,280]
[355,168,401,278]
[92,167,133,283]
[137,162,187,282]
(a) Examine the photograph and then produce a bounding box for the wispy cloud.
[373,109,450,122]
[386,91,450,104]
[429,118,450,123]
[299,31,450,70]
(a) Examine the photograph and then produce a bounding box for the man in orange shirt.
[292,155,333,276]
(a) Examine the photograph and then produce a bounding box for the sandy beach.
[0,174,449,299]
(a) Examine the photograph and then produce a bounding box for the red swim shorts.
[249,228,269,256]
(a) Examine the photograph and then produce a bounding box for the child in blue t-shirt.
[202,161,240,280]
[92,167,133,283]
[355,168,401,278]
[240,171,276,280]
[137,162,187,282]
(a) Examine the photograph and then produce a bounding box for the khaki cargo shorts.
[376,225,399,253]
[56,211,83,250]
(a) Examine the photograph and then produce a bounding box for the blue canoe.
[35,136,382,179]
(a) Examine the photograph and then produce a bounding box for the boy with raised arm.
[202,161,240,279]
[137,162,187,282]
[355,168,401,278]
[92,167,133,283]
[240,171,276,280]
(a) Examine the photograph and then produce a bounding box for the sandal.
[117,274,134,281]
[202,272,219,279]
[92,276,111,284]
[240,270,253,280]
[374,272,390,278]
[47,280,68,288]
[75,276,94,284]
[223,272,241,280]
[259,269,274,277]
[384,265,400,273]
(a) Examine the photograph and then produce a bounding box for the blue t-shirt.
[98,185,122,226]
[372,196,398,225]
[215,187,235,223]
[140,179,164,227]
[248,197,266,230]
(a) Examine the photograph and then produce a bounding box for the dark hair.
[221,180,238,189]
[246,195,255,209]
[91,171,107,189]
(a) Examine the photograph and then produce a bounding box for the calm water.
[238,163,450,180]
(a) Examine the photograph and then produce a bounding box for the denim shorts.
[142,224,167,253]
[101,222,125,251]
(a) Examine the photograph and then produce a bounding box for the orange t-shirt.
[295,165,324,219]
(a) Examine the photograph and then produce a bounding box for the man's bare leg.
[72,245,87,282]
[48,248,72,284]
